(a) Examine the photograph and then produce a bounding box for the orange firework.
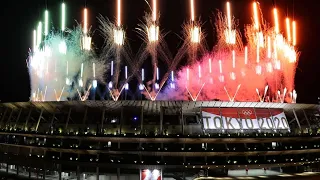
[292,21,297,45]
[273,8,279,34]
[286,17,291,42]
[253,1,260,30]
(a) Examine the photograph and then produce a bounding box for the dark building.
[0,101,320,179]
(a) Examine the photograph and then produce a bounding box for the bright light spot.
[108,81,113,89]
[139,84,144,91]
[82,35,91,50]
[66,78,71,85]
[155,83,159,90]
[258,32,264,47]
[230,72,236,80]
[114,28,125,46]
[190,26,200,43]
[93,80,98,88]
[224,29,236,44]
[59,41,67,54]
[78,79,83,87]
[148,25,159,42]
[125,83,129,90]
[170,82,175,89]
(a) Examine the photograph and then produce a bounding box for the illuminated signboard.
[202,108,289,130]
[140,169,162,180]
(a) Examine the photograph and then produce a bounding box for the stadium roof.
[0,101,319,114]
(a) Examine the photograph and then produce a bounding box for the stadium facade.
[0,100,320,179]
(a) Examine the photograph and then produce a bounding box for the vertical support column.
[0,108,8,128]
[218,107,223,132]
[302,109,311,129]
[160,106,164,135]
[117,168,120,180]
[77,165,80,180]
[292,109,301,131]
[58,164,62,180]
[59,152,62,180]
[82,107,88,130]
[101,108,106,134]
[96,154,100,180]
[140,106,144,134]
[199,107,205,135]
[24,108,33,131]
[120,107,123,134]
[13,108,22,129]
[43,165,46,180]
[17,165,19,175]
[65,108,72,131]
[5,109,14,129]
[49,108,56,132]
[35,109,44,132]
[182,168,185,180]
[29,167,31,178]
[181,107,184,135]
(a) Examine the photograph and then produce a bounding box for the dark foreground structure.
[0,100,320,179]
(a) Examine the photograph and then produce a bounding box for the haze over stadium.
[27,0,299,103]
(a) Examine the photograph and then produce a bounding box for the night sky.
[1,0,319,103]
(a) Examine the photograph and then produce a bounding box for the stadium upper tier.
[1,101,318,114]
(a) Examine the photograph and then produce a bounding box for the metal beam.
[0,108,8,128]
[96,155,100,180]
[65,108,72,130]
[4,109,14,129]
[289,118,296,124]
[181,107,184,135]
[302,109,311,128]
[35,109,44,132]
[292,109,301,130]
[120,107,123,134]
[24,108,33,131]
[160,107,164,135]
[140,105,144,134]
[82,107,88,128]
[13,108,22,129]
[101,108,105,134]
[50,108,57,131]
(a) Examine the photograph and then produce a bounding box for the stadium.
[0,100,320,179]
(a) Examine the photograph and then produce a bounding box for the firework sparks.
[44,10,49,36]
[61,3,66,31]
[292,21,297,46]
[253,2,260,30]
[28,1,299,103]
[273,8,279,34]
[286,17,291,42]
[225,1,236,44]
